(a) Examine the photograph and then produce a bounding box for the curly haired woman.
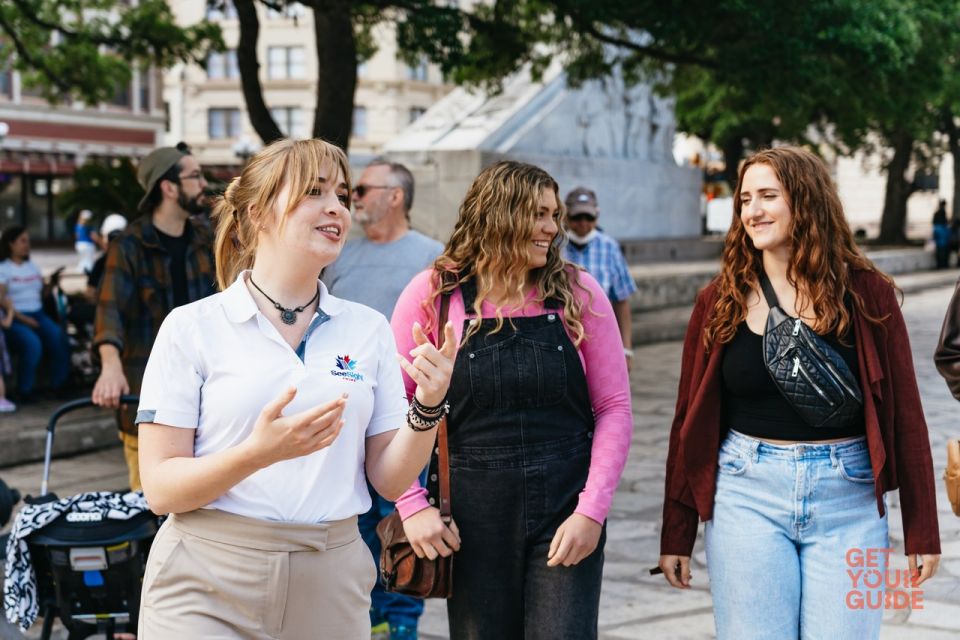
[657,146,940,639]
[390,161,632,639]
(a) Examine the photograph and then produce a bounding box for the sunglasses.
[352,184,395,198]
[568,213,597,222]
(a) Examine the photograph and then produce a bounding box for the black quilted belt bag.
[760,273,863,429]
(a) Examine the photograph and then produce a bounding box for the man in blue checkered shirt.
[562,186,637,369]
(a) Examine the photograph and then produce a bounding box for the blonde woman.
[135,139,457,638]
[390,161,632,638]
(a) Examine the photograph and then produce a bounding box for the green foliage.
[0,0,223,105]
[57,158,143,219]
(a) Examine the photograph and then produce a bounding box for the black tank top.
[721,321,865,440]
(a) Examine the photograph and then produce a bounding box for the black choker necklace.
[249,277,319,325]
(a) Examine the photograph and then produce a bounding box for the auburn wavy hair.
[425,160,589,345]
[703,146,894,350]
[211,138,351,290]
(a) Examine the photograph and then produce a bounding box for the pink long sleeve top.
[390,268,633,524]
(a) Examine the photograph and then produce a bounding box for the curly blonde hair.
[425,161,589,345]
[704,146,893,350]
[211,138,351,290]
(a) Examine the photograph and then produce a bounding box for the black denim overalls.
[427,279,605,639]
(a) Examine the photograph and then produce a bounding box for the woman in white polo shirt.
[135,138,456,639]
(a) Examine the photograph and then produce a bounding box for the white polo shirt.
[136,271,407,523]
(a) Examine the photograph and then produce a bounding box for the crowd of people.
[0,139,952,640]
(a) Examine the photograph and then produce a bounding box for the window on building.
[139,68,151,112]
[208,49,240,79]
[111,81,130,107]
[164,101,171,132]
[267,46,305,79]
[270,107,306,138]
[357,61,368,78]
[409,107,427,124]
[206,0,238,20]
[406,57,428,82]
[267,2,307,19]
[209,108,243,139]
[0,69,12,99]
[353,106,367,138]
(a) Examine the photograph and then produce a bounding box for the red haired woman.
[657,146,940,639]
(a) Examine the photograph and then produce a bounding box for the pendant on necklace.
[280,309,297,325]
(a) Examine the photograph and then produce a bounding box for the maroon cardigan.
[660,269,941,557]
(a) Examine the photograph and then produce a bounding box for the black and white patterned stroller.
[3,397,159,640]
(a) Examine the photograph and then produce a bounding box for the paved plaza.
[2,278,959,639]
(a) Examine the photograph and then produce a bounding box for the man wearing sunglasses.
[562,186,637,369]
[91,146,217,491]
[322,158,442,640]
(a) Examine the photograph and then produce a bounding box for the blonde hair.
[212,138,351,290]
[427,160,588,345]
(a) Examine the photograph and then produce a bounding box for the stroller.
[11,397,159,640]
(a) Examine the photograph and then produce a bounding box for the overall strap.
[435,291,452,521]
[759,271,782,311]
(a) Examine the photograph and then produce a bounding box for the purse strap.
[759,271,782,311]
[435,290,452,521]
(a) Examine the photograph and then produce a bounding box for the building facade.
[0,68,164,244]
[164,1,454,167]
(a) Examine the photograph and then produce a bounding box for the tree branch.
[0,9,72,94]
[234,0,284,143]
[579,23,717,69]
[9,0,126,47]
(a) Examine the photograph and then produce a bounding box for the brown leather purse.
[375,292,454,598]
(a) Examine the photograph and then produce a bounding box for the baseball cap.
[565,186,598,217]
[100,213,128,238]
[137,147,187,211]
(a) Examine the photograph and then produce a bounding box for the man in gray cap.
[91,146,217,490]
[562,186,637,370]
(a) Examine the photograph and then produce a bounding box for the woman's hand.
[402,506,461,559]
[658,554,692,589]
[398,321,458,408]
[244,387,346,468]
[547,513,602,567]
[909,553,940,586]
[18,314,39,330]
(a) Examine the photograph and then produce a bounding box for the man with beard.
[92,147,217,490]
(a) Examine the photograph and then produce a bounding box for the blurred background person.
[74,209,100,274]
[562,186,637,370]
[0,225,70,402]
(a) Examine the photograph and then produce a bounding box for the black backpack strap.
[759,271,781,310]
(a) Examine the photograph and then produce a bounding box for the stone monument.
[384,62,702,246]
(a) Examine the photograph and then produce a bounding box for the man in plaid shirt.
[562,186,637,370]
[92,147,217,490]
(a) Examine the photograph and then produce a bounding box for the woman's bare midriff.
[756,436,862,445]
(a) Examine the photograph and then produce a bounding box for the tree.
[0,0,222,105]
[56,158,144,220]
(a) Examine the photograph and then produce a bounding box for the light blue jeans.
[705,430,889,640]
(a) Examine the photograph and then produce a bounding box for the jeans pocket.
[837,455,874,484]
[717,448,750,476]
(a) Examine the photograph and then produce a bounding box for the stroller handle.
[41,396,140,497]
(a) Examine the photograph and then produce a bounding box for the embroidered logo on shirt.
[332,355,364,381]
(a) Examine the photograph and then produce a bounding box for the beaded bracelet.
[406,404,446,432]
[412,395,447,415]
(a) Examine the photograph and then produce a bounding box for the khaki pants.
[119,432,141,492]
[139,509,375,639]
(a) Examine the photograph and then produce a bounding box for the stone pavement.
[1,281,959,639]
